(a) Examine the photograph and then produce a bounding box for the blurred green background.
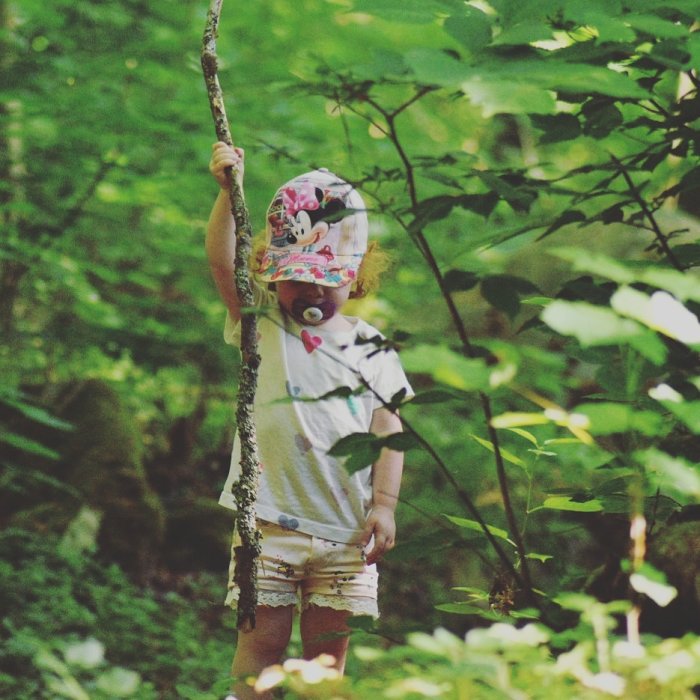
[2,0,699,697]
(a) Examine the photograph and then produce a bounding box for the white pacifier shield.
[302,306,324,322]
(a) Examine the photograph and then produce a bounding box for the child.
[207,142,413,700]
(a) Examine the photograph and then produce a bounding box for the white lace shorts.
[225,520,379,618]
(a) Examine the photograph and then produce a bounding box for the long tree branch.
[365,91,535,600]
[201,0,262,632]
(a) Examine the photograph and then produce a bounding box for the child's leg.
[231,604,294,700]
[300,605,351,672]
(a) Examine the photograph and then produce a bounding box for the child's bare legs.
[301,605,351,672]
[231,605,294,700]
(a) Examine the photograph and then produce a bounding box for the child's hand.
[209,141,244,191]
[361,505,396,566]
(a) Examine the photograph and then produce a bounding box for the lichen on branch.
[201,0,261,632]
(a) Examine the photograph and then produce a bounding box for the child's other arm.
[205,142,245,322]
[362,406,404,565]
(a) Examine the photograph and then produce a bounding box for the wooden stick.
[201,0,261,632]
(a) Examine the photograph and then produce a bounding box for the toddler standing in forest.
[206,142,413,700]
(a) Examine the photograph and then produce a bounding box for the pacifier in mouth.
[292,298,336,324]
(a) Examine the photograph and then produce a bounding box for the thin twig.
[610,153,684,271]
[368,92,535,600]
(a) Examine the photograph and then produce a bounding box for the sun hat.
[257,168,368,287]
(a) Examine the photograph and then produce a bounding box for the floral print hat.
[257,168,368,287]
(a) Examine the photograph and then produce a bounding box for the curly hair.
[251,238,391,298]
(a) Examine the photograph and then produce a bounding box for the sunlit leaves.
[641,448,700,502]
[348,0,459,24]
[611,287,700,346]
[541,300,647,345]
[576,402,666,437]
[444,514,511,542]
[460,78,557,117]
[628,563,678,608]
[400,344,491,392]
[540,496,604,512]
[470,434,527,468]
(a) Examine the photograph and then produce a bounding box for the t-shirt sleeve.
[223,281,275,345]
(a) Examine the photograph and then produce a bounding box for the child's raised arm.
[205,142,245,322]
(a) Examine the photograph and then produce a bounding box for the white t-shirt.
[219,286,413,544]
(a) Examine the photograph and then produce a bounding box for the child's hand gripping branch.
[206,142,245,322]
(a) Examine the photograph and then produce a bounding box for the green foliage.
[2,0,700,696]
[252,614,700,698]
[0,528,233,699]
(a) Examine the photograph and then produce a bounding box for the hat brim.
[257,250,362,288]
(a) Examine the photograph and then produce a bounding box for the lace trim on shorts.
[304,593,379,619]
[226,588,298,609]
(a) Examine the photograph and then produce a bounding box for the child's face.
[276,280,352,326]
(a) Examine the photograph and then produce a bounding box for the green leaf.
[581,98,623,138]
[401,344,491,392]
[491,412,550,429]
[541,496,604,512]
[530,113,581,143]
[553,592,598,612]
[662,401,700,433]
[346,615,377,632]
[526,552,553,562]
[481,275,539,319]
[491,20,554,46]
[507,427,539,446]
[443,8,492,54]
[576,402,666,437]
[349,0,458,23]
[629,563,678,607]
[405,48,470,85]
[541,300,646,346]
[444,514,511,541]
[549,248,636,284]
[540,209,587,237]
[329,433,382,474]
[460,78,557,117]
[649,38,692,70]
[641,448,700,500]
[640,267,700,303]
[0,430,61,460]
[410,389,461,404]
[95,667,141,697]
[625,13,690,39]
[470,434,526,468]
[409,193,499,232]
[444,269,480,293]
[611,287,700,346]
[0,392,73,431]
[435,602,502,619]
[476,172,538,213]
[563,8,636,43]
[382,432,419,452]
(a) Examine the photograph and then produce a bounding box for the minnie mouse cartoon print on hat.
[257,169,368,288]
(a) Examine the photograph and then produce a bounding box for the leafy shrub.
[0,528,234,699]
